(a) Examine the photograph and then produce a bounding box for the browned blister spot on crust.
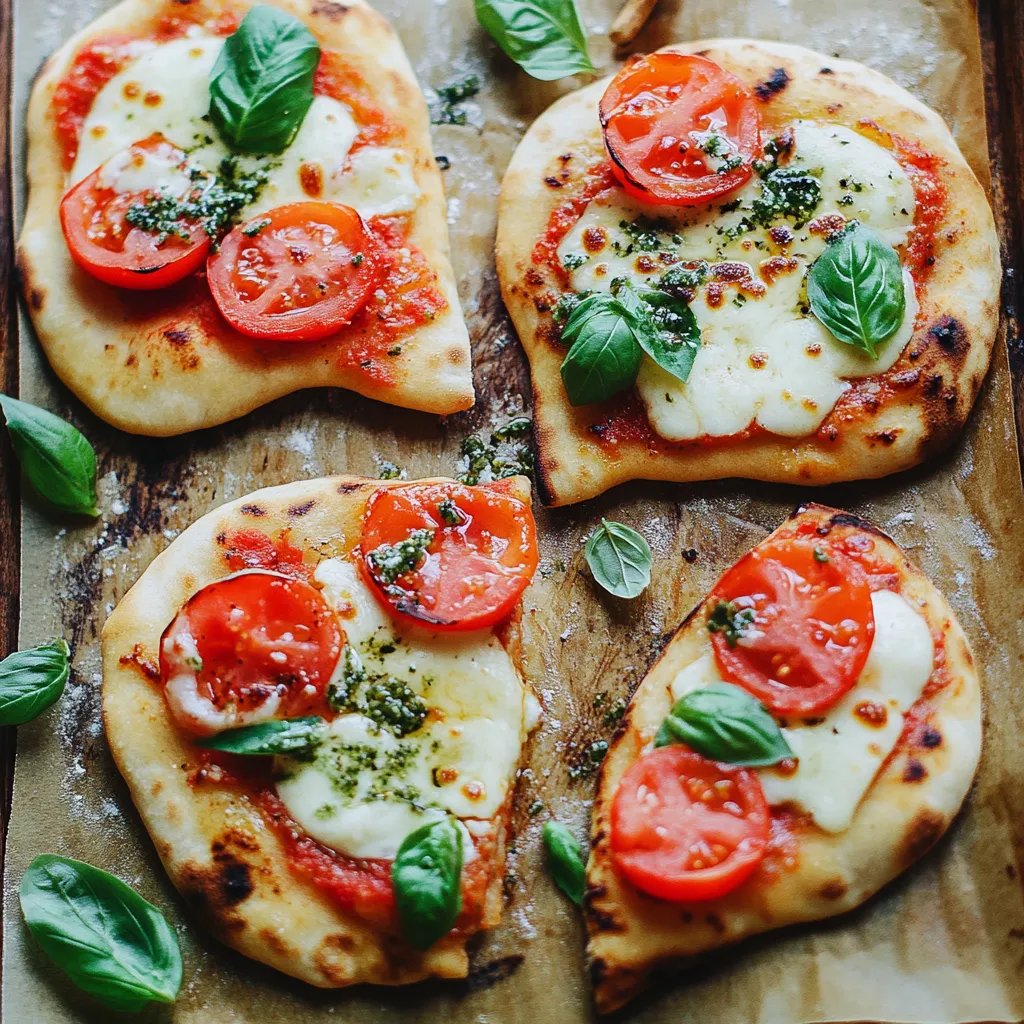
[447,343,467,366]
[288,499,316,518]
[119,643,160,681]
[259,927,300,958]
[871,428,901,446]
[927,315,968,359]
[29,288,45,311]
[240,503,266,517]
[820,878,848,900]
[311,0,351,18]
[464,955,524,992]
[900,807,946,865]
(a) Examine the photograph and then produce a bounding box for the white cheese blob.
[668,590,935,833]
[558,120,918,442]
[70,35,420,221]
[274,558,535,860]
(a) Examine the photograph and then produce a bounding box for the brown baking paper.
[4,0,1023,1021]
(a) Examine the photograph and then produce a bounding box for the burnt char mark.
[583,885,627,934]
[829,511,884,535]
[819,66,834,74]
[920,726,942,748]
[755,67,790,101]
[240,503,266,517]
[164,328,190,346]
[928,316,968,358]
[903,757,928,783]
[462,955,524,992]
[924,373,945,398]
[217,860,254,906]
[336,481,365,494]
[872,428,900,446]
[288,499,316,518]
[820,878,848,900]
[311,0,351,17]
[29,288,44,311]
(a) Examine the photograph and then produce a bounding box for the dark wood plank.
[0,0,21,904]
[979,0,1024,484]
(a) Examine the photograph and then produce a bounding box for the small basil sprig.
[392,817,463,950]
[542,820,585,904]
[560,283,700,406]
[585,519,652,599]
[0,395,97,517]
[20,855,182,1011]
[808,222,905,357]
[209,6,320,154]
[475,0,595,81]
[0,639,70,725]
[707,600,755,649]
[655,682,793,767]
[196,716,327,755]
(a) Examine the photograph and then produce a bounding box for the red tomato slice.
[611,747,769,902]
[710,537,875,716]
[159,570,343,736]
[599,52,760,206]
[207,202,383,342]
[59,133,210,289]
[359,483,539,631]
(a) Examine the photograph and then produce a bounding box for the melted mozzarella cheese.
[274,558,535,860]
[71,35,420,221]
[558,121,918,441]
[668,590,935,833]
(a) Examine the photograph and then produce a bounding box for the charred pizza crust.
[496,39,1001,505]
[101,475,532,987]
[584,503,982,1013]
[20,0,473,435]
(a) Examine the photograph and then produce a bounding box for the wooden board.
[2,0,1024,1020]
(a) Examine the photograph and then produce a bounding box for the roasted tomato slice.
[360,483,539,631]
[159,570,343,737]
[59,133,210,290]
[207,202,383,342]
[709,536,875,716]
[599,52,760,206]
[611,747,769,902]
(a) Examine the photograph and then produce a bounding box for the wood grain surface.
[1,0,1024,1020]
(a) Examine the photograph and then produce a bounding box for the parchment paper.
[5,1,1024,1022]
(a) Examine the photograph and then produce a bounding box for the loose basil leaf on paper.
[560,292,644,405]
[585,518,652,599]
[0,639,70,726]
[20,855,182,1012]
[654,682,793,768]
[542,820,586,904]
[807,222,906,357]
[475,0,595,81]
[392,817,463,950]
[0,395,97,517]
[196,716,327,755]
[209,5,320,154]
[631,287,702,384]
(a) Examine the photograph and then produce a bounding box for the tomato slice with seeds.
[599,52,760,206]
[60,133,210,290]
[207,202,383,342]
[709,536,875,717]
[360,483,539,632]
[611,747,769,902]
[159,570,343,736]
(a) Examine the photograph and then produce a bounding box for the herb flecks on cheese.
[557,120,919,441]
[668,589,935,833]
[70,34,422,229]
[274,558,537,860]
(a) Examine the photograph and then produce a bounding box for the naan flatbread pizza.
[20,0,473,435]
[585,503,981,1012]
[496,39,1001,505]
[102,475,539,986]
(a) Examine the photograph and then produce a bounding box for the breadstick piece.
[609,0,660,46]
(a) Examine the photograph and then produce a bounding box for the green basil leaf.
[20,855,182,1011]
[196,716,327,755]
[0,639,70,725]
[807,222,906,357]
[474,0,595,81]
[392,817,463,950]
[209,6,320,154]
[631,288,702,384]
[654,682,793,767]
[585,518,652,599]
[560,293,643,405]
[542,820,585,904]
[0,395,97,517]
